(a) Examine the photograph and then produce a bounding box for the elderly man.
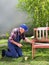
[2,24,33,58]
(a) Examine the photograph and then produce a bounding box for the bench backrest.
[34,27,49,40]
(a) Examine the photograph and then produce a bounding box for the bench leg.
[32,45,35,59]
[32,39,36,59]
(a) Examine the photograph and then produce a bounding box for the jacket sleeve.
[9,28,18,40]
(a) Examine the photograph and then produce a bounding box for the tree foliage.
[18,0,49,27]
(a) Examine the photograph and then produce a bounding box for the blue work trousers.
[5,40,23,58]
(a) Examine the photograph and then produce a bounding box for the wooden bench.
[32,27,49,59]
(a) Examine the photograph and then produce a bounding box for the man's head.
[19,24,28,34]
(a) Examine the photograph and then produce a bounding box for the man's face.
[19,27,25,34]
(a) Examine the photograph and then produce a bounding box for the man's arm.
[22,33,34,44]
[24,37,33,44]
[9,39,23,48]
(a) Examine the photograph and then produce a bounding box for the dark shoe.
[2,49,6,57]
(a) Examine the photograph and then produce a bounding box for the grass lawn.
[0,39,49,65]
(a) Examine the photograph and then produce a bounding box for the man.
[2,24,33,58]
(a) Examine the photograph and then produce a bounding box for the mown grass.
[0,39,49,65]
[0,39,7,44]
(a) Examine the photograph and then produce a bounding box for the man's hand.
[30,40,34,44]
[17,43,23,48]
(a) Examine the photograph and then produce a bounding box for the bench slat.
[34,44,49,48]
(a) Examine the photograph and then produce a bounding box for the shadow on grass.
[0,57,16,62]
[32,55,49,61]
